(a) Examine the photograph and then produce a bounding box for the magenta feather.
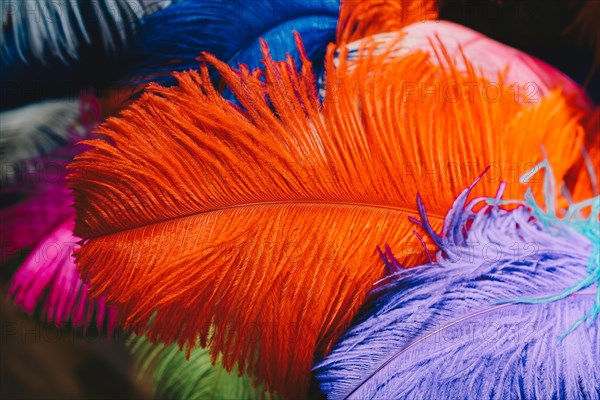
[9,217,116,332]
[4,94,116,333]
[1,95,98,261]
[1,148,74,262]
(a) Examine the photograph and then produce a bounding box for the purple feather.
[314,176,599,399]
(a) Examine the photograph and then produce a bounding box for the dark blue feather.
[124,0,339,87]
[2,0,339,108]
[314,170,600,399]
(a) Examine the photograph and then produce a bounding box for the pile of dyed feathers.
[1,0,598,398]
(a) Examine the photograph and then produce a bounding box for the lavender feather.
[314,170,600,399]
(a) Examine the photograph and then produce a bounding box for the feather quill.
[314,167,600,399]
[129,335,276,400]
[70,36,585,396]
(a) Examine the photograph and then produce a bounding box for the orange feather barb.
[70,34,585,397]
[336,0,439,44]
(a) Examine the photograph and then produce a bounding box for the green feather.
[129,335,277,400]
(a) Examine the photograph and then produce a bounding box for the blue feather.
[314,167,600,399]
[124,0,339,87]
[2,0,338,108]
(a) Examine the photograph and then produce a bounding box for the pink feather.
[9,217,117,333]
[347,20,591,109]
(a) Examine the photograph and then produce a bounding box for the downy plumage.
[1,95,98,258]
[314,164,599,399]
[4,95,116,333]
[124,0,339,88]
[9,217,117,333]
[70,31,586,396]
[2,0,344,341]
[340,21,591,109]
[130,335,276,400]
[1,98,84,183]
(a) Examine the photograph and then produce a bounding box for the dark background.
[1,1,598,399]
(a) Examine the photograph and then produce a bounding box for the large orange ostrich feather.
[69,34,584,397]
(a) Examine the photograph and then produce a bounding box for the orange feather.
[336,0,438,44]
[70,34,584,397]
